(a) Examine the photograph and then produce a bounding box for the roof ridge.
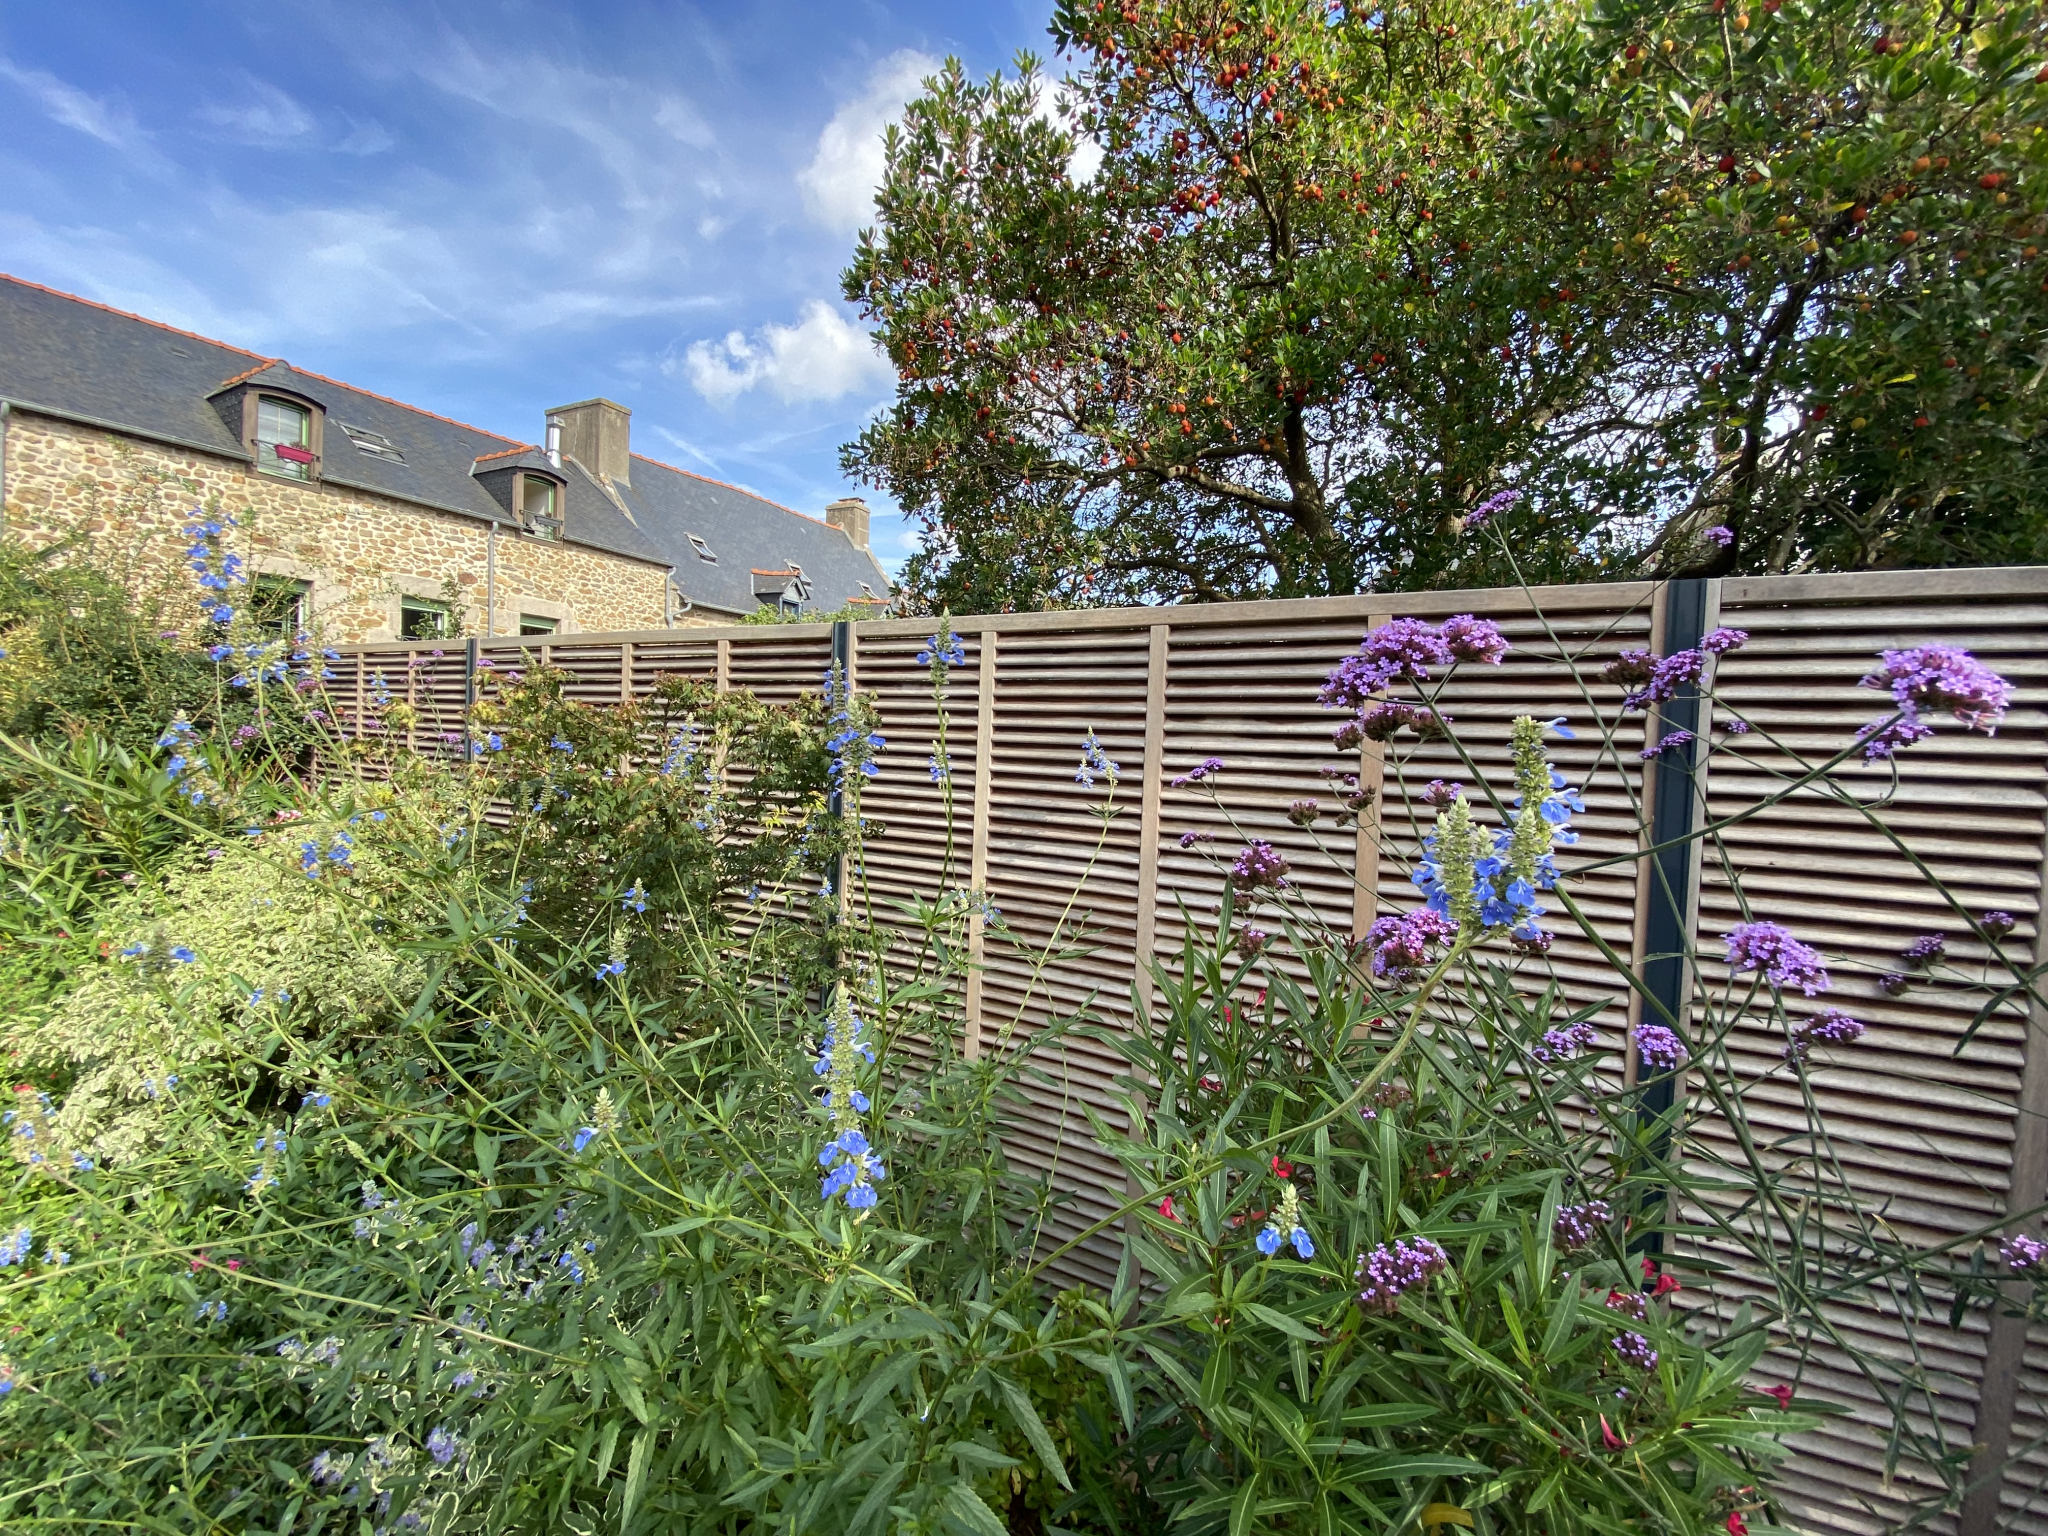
[472,443,540,464]
[628,451,832,528]
[0,271,273,362]
[0,272,523,448]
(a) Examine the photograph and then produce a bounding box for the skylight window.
[688,534,717,563]
[339,423,405,464]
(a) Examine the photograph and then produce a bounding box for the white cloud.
[680,299,890,406]
[197,79,316,145]
[797,50,937,232]
[335,117,395,155]
[1030,79,1103,183]
[0,58,142,148]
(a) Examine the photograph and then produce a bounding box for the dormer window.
[254,396,316,481]
[688,533,717,563]
[515,469,564,541]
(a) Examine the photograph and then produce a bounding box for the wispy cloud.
[798,50,938,233]
[680,299,890,406]
[0,57,143,149]
[197,78,316,145]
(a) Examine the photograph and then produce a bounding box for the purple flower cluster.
[1462,488,1521,530]
[1703,525,1736,549]
[1335,700,1448,749]
[2003,1234,2047,1272]
[1983,911,2017,939]
[1420,778,1463,807]
[1553,1199,1613,1249]
[1877,972,1910,997]
[1354,1237,1450,1315]
[1633,1023,1688,1072]
[1230,840,1291,892]
[1364,908,1459,981]
[1287,799,1320,827]
[1901,933,1945,967]
[1605,1288,1648,1321]
[1857,645,2013,759]
[1235,927,1272,959]
[1639,729,1695,761]
[1724,921,1831,996]
[1612,630,1748,713]
[1440,614,1511,665]
[1611,1330,1659,1370]
[1178,830,1216,849]
[1785,1007,1865,1062]
[1531,1020,1599,1065]
[1318,767,1379,816]
[1171,757,1225,788]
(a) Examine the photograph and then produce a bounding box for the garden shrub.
[0,582,2034,1533]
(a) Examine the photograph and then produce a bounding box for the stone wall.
[1,412,680,640]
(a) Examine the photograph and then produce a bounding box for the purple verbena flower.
[1633,1023,1688,1072]
[1611,1330,1659,1370]
[2003,1234,2047,1273]
[1639,729,1695,761]
[1420,779,1463,808]
[1178,829,1215,849]
[1703,525,1735,548]
[1359,701,1414,741]
[1364,909,1458,981]
[1877,972,1910,997]
[1901,933,1946,967]
[1287,799,1320,827]
[1982,911,2017,939]
[1785,1007,1865,1062]
[1605,1288,1648,1320]
[1700,627,1749,655]
[1319,619,1453,711]
[1553,1200,1613,1249]
[1603,649,1657,688]
[1857,645,2012,759]
[1170,757,1225,789]
[1440,614,1510,665]
[1724,921,1830,995]
[1622,650,1706,713]
[1531,1020,1599,1065]
[1354,1237,1450,1314]
[1230,840,1291,892]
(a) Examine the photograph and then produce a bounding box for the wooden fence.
[328,567,2048,1536]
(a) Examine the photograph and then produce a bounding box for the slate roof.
[0,274,892,616]
[612,455,889,617]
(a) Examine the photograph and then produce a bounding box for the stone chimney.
[825,496,871,551]
[548,398,631,485]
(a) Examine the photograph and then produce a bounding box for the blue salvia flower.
[1074,729,1120,788]
[551,736,574,754]
[815,990,886,1209]
[0,1225,31,1266]
[1255,1182,1315,1260]
[916,626,967,668]
[169,946,197,964]
[426,1427,462,1466]
[195,1299,228,1323]
[621,882,648,914]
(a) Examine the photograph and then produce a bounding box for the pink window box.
[272,444,317,464]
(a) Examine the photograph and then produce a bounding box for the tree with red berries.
[843,0,2048,610]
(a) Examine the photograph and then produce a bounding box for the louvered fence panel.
[1678,578,2048,1536]
[325,570,2048,1536]
[974,624,1153,1292]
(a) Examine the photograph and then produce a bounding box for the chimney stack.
[544,415,562,468]
[825,496,871,551]
[547,398,631,484]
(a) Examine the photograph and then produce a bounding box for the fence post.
[1131,624,1171,1004]
[1959,823,2048,1534]
[1634,576,1711,1258]
[462,637,478,763]
[1352,610,1393,937]
[962,629,999,1061]
[829,619,853,937]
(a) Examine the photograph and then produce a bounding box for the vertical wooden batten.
[1130,624,1172,991]
[715,638,731,694]
[1351,611,1393,937]
[619,640,635,703]
[962,630,999,1061]
[1959,815,2048,1536]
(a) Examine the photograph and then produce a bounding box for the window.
[339,423,405,463]
[252,575,311,638]
[687,533,717,563]
[255,397,314,480]
[519,472,563,540]
[400,596,450,639]
[518,614,558,637]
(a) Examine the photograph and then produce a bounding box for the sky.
[0,0,1067,576]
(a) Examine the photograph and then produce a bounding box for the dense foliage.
[844,0,2048,611]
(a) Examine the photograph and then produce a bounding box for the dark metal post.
[828,619,853,963]
[462,636,478,764]
[1635,577,1709,1256]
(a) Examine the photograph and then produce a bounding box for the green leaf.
[944,1483,1010,1536]
[1245,1302,1323,1341]
[1340,1403,1439,1428]
[620,1429,652,1529]
[999,1377,1073,1491]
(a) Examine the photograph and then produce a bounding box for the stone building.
[0,274,891,640]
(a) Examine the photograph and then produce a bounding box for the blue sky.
[0,0,1065,575]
